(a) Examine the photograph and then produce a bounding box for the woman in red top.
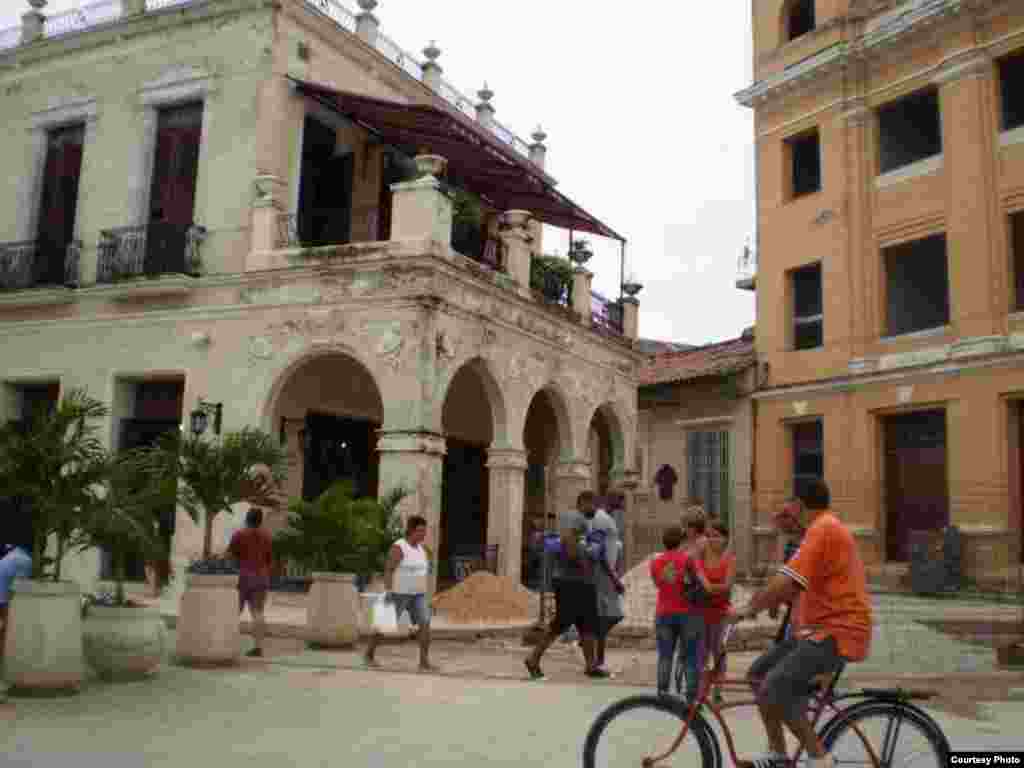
[700,522,736,701]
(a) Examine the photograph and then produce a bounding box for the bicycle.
[583,623,951,768]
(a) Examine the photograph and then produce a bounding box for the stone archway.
[440,357,505,584]
[587,402,628,492]
[267,350,385,530]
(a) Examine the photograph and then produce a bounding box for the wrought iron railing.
[43,0,121,40]
[96,224,205,283]
[0,240,81,291]
[591,291,624,334]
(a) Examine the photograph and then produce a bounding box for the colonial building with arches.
[0,0,642,590]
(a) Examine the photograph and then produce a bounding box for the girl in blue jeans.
[649,525,704,700]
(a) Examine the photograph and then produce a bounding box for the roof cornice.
[734,0,967,108]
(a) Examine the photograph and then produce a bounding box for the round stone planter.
[175,574,240,667]
[307,573,361,648]
[3,579,83,696]
[83,605,167,681]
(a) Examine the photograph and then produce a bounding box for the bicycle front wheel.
[582,695,721,768]
[821,700,950,768]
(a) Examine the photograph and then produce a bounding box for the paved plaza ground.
[2,633,1024,768]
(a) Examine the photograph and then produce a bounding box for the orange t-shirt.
[779,512,872,662]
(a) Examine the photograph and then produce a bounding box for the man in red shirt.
[228,507,273,657]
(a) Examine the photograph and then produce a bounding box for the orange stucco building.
[736,0,1024,580]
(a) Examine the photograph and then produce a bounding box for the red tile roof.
[638,334,756,387]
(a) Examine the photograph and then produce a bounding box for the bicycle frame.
[642,623,919,768]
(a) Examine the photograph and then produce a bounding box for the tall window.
[687,430,731,524]
[999,49,1024,132]
[884,234,949,337]
[792,263,823,350]
[878,89,942,174]
[36,124,85,286]
[792,420,823,500]
[787,129,821,198]
[786,0,815,42]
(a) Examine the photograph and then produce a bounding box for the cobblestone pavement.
[2,651,1023,768]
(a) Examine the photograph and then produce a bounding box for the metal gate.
[687,430,731,526]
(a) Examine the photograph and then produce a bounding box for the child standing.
[650,525,701,699]
[673,515,708,698]
[699,522,736,703]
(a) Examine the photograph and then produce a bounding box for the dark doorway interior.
[884,409,949,562]
[439,439,489,583]
[298,116,355,248]
[36,123,85,287]
[376,150,408,241]
[792,419,824,500]
[302,412,379,503]
[148,102,203,275]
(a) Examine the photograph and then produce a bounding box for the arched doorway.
[588,403,628,558]
[440,360,498,585]
[271,352,384,516]
[522,387,570,586]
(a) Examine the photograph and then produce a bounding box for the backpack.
[682,557,709,607]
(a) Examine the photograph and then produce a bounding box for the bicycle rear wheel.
[820,700,949,768]
[582,694,720,768]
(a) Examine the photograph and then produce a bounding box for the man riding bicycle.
[726,478,872,768]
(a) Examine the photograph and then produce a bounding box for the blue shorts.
[0,548,32,605]
[391,593,431,627]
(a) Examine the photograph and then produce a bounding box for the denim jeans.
[655,613,705,699]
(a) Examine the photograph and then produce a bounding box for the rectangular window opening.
[999,50,1024,133]
[1013,212,1024,312]
[792,262,823,350]
[884,233,949,337]
[36,123,85,287]
[687,430,731,525]
[792,419,823,500]
[878,89,942,175]
[787,130,821,198]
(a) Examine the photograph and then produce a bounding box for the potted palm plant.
[137,426,286,666]
[0,388,108,695]
[274,482,406,647]
[77,450,168,680]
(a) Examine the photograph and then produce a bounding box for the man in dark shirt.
[228,507,273,657]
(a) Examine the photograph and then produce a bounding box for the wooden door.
[884,409,949,562]
[36,124,85,286]
[147,103,203,273]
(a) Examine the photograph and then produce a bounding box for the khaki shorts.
[747,636,844,721]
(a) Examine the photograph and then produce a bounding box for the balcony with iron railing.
[94,223,206,297]
[736,243,757,291]
[0,239,81,304]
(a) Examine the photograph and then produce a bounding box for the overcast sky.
[0,0,756,346]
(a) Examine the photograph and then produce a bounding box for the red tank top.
[701,553,734,624]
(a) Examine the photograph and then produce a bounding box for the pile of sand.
[431,571,535,624]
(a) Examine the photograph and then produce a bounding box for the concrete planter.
[3,579,83,695]
[307,573,361,648]
[83,605,167,680]
[175,574,240,666]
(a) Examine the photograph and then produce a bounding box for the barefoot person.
[364,515,438,672]
[725,479,872,768]
[228,507,272,658]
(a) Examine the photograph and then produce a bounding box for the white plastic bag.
[369,595,398,633]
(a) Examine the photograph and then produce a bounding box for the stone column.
[476,84,495,130]
[355,0,379,47]
[528,126,546,254]
[499,209,533,296]
[377,430,446,591]
[486,448,528,583]
[390,154,452,245]
[421,41,442,92]
[841,93,874,360]
[610,469,640,569]
[572,267,593,326]
[934,51,1001,339]
[21,8,45,44]
[554,459,592,518]
[248,174,285,269]
[622,296,640,340]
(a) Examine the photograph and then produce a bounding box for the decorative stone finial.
[531,125,547,145]
[357,0,377,10]
[423,40,441,62]
[478,82,494,104]
[27,0,47,9]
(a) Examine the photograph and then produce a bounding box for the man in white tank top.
[364,515,438,672]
